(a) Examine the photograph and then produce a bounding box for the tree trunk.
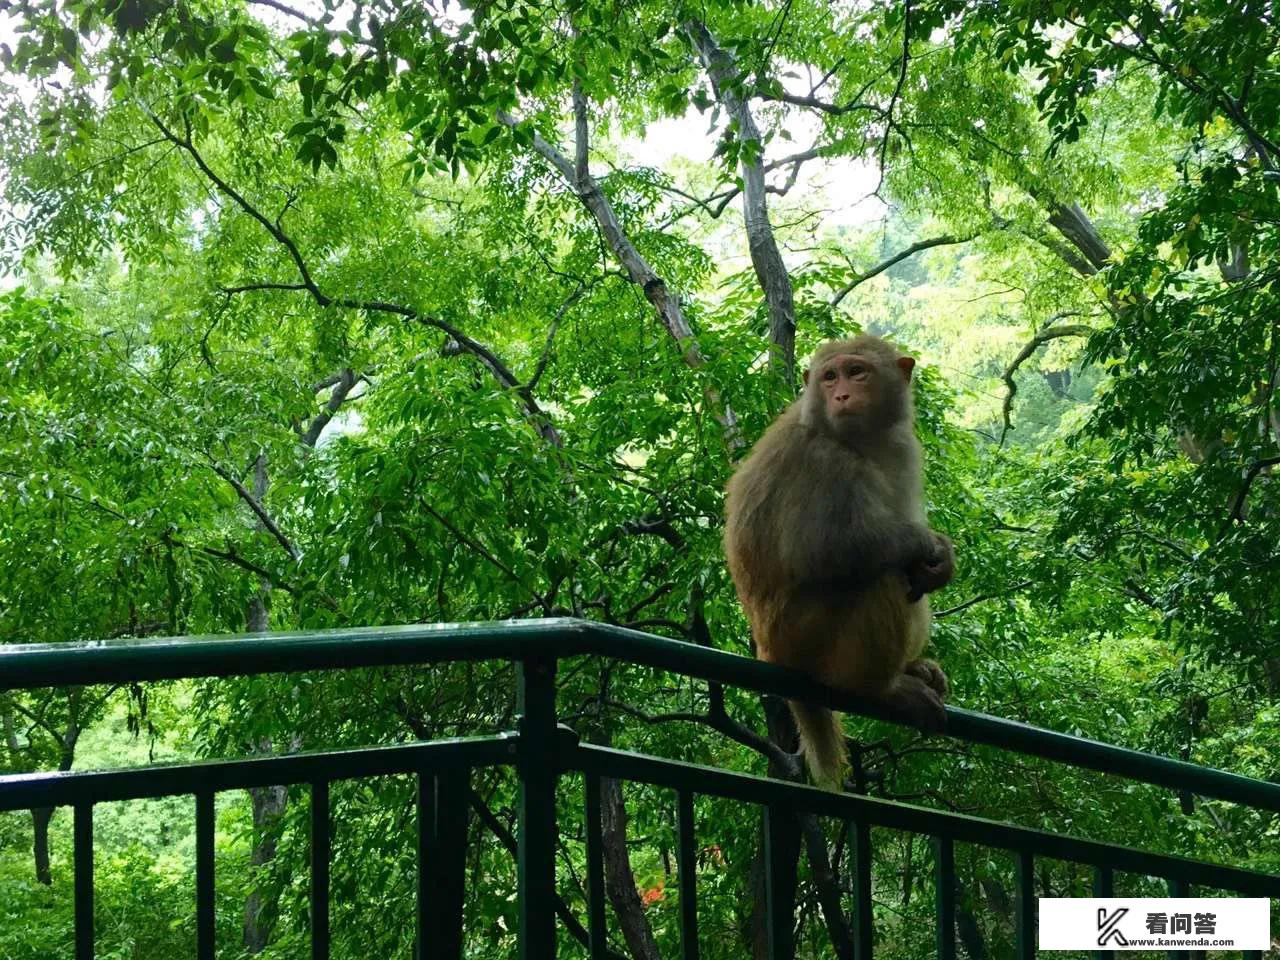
[957,902,987,959]
[745,696,802,960]
[1047,201,1112,273]
[600,777,662,960]
[496,95,741,446]
[26,710,81,885]
[800,815,853,959]
[687,20,797,382]
[31,806,53,885]
[243,453,291,954]
[243,778,289,952]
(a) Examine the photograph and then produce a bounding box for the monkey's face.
[815,352,874,419]
[803,350,915,436]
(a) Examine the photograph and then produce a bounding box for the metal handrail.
[5,617,1279,814]
[2,618,1277,960]
[2,732,1276,897]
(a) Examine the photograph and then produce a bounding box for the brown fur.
[724,335,953,787]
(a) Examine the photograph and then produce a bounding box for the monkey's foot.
[882,674,947,733]
[904,658,949,699]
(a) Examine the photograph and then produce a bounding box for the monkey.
[723,334,954,787]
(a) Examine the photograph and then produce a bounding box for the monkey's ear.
[802,367,810,386]
[897,356,916,382]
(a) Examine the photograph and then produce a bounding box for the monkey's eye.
[822,369,837,381]
[847,364,866,377]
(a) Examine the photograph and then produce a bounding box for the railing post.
[1166,879,1191,960]
[584,774,608,960]
[676,789,700,960]
[196,791,215,960]
[850,819,873,960]
[74,802,94,960]
[1015,851,1035,960]
[311,780,331,960]
[934,837,955,960]
[763,805,795,960]
[517,656,559,960]
[419,770,469,959]
[1093,867,1114,960]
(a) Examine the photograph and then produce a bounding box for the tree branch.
[527,281,586,393]
[1046,202,1112,274]
[800,814,853,960]
[151,113,329,305]
[831,232,974,308]
[208,461,301,561]
[1000,320,1093,443]
[300,368,358,448]
[195,543,300,596]
[247,0,321,25]
[1024,227,1099,277]
[687,18,797,381]
[1226,456,1280,527]
[467,786,629,960]
[156,114,563,447]
[656,146,823,230]
[417,497,525,586]
[497,106,740,445]
[221,282,310,295]
[757,89,882,116]
[934,580,1034,618]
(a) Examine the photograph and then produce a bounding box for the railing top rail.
[5,617,1279,814]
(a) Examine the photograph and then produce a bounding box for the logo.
[1040,898,1268,951]
[1097,908,1129,947]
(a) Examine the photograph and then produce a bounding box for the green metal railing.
[1,618,1276,959]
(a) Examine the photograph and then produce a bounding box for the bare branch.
[151,114,328,305]
[46,137,167,190]
[156,115,563,447]
[196,543,300,596]
[1023,227,1099,277]
[656,146,822,229]
[1226,456,1280,527]
[300,368,358,448]
[497,109,693,348]
[1047,202,1112,273]
[417,497,525,587]
[247,0,321,25]
[207,462,301,561]
[1000,320,1093,443]
[754,58,895,119]
[831,232,974,308]
[572,79,590,188]
[874,0,914,191]
[221,282,310,295]
[934,580,1034,618]
[528,281,586,393]
[619,515,686,551]
[466,787,630,960]
[687,18,797,381]
[758,89,882,116]
[498,106,740,445]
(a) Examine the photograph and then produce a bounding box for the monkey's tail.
[788,700,848,790]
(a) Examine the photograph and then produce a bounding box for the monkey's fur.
[723,335,953,787]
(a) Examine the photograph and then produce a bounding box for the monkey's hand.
[904,658,949,699]
[880,673,947,732]
[905,531,954,602]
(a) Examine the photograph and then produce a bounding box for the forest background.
[1,0,1279,957]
